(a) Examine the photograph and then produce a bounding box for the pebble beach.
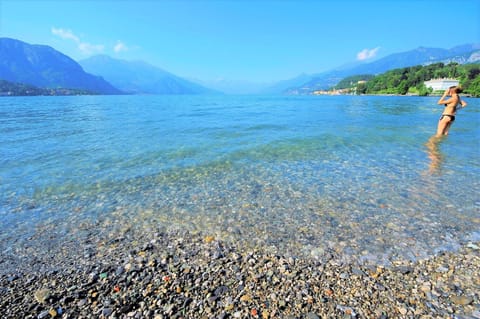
[1,225,479,319]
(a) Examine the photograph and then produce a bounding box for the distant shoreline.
[0,92,475,98]
[311,93,475,98]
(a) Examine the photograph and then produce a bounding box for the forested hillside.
[0,80,94,96]
[354,63,480,97]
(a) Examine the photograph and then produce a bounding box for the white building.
[424,78,459,91]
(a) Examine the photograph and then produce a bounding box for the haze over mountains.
[0,37,479,95]
[79,55,217,95]
[0,38,215,95]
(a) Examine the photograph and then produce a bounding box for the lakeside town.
[310,62,480,97]
[313,78,465,96]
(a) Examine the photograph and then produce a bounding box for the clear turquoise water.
[1,95,479,265]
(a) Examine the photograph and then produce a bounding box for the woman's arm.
[437,88,452,105]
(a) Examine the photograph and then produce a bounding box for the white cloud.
[78,42,105,55]
[356,47,380,61]
[114,41,128,53]
[51,27,80,42]
[51,27,104,55]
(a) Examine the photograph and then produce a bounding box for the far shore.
[310,92,475,97]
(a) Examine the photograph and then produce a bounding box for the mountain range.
[0,38,121,94]
[0,38,215,95]
[79,55,217,95]
[0,37,479,96]
[282,44,480,94]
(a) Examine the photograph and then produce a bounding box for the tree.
[466,76,480,97]
[337,63,480,96]
[397,80,409,95]
[356,82,367,95]
[417,83,430,96]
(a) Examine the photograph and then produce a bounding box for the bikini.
[440,114,455,122]
[440,104,455,122]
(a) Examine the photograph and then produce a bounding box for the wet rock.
[305,312,320,319]
[34,288,51,304]
[102,307,113,316]
[450,295,474,305]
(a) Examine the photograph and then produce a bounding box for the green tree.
[356,82,367,95]
[417,83,430,96]
[466,76,480,97]
[397,80,409,95]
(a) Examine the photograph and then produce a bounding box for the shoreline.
[1,228,478,318]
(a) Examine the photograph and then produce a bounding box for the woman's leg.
[444,120,454,135]
[436,116,451,136]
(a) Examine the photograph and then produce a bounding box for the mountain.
[283,44,480,94]
[0,38,121,94]
[79,55,217,95]
[261,73,314,94]
[189,77,272,95]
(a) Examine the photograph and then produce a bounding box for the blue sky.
[1,0,479,83]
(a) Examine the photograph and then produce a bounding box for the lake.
[1,94,479,267]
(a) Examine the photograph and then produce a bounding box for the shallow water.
[1,95,479,266]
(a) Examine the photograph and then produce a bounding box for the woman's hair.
[450,85,463,94]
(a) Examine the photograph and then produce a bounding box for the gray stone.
[306,312,320,319]
[37,310,49,319]
[34,288,51,304]
[102,307,113,317]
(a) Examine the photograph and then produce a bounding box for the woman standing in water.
[436,85,467,136]
[425,86,468,173]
